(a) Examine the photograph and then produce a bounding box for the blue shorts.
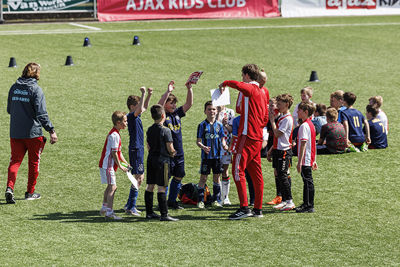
[170,155,185,178]
[129,147,144,175]
[200,158,223,175]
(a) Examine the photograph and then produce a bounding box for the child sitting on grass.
[311,103,327,135]
[317,107,347,154]
[366,104,387,149]
[368,96,388,135]
[341,92,370,152]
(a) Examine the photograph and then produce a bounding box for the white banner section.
[281,0,400,17]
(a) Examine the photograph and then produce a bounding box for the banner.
[97,0,279,21]
[2,0,95,13]
[281,0,400,17]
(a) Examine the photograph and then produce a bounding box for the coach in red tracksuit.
[5,63,58,204]
[219,64,268,220]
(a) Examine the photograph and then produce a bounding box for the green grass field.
[0,16,399,266]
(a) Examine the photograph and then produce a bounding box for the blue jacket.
[7,77,54,139]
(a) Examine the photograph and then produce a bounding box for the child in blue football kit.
[158,80,194,209]
[366,104,387,149]
[196,101,228,208]
[341,92,370,152]
[124,87,152,216]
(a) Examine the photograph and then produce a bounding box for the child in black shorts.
[145,104,178,221]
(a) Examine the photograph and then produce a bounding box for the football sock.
[198,187,205,203]
[221,177,230,200]
[125,186,138,210]
[145,190,154,214]
[131,187,139,210]
[168,178,181,204]
[213,182,221,202]
[157,192,168,217]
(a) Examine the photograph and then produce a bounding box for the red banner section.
[97,0,279,21]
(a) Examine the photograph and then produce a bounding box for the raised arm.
[182,82,193,113]
[143,87,153,110]
[158,81,174,107]
[219,80,255,97]
[134,87,146,117]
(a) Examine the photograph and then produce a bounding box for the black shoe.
[5,187,15,204]
[229,207,253,220]
[25,192,41,200]
[146,212,161,219]
[252,208,263,218]
[295,205,315,213]
[160,215,179,221]
[168,201,185,210]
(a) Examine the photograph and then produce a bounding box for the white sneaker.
[280,202,295,211]
[273,201,287,210]
[125,209,141,216]
[100,208,107,216]
[197,201,205,209]
[106,213,123,220]
[212,201,223,208]
[223,198,231,205]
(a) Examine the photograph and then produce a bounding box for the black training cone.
[65,56,74,66]
[83,37,91,47]
[309,71,320,82]
[8,57,17,68]
[132,35,140,45]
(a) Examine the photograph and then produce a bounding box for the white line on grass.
[69,23,102,31]
[0,22,399,36]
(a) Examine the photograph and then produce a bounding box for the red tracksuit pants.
[232,136,264,210]
[7,137,46,194]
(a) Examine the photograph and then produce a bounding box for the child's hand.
[266,150,272,162]
[366,137,371,144]
[147,87,153,95]
[167,81,175,92]
[202,146,211,154]
[140,86,146,94]
[312,161,318,171]
[218,83,225,94]
[185,82,192,90]
[297,162,301,173]
[120,165,128,172]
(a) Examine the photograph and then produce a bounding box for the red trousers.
[7,137,46,194]
[232,136,264,210]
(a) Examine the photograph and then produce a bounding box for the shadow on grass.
[29,204,296,223]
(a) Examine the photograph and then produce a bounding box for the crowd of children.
[98,64,389,221]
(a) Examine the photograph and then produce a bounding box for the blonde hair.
[369,96,383,108]
[22,63,41,80]
[326,107,338,122]
[301,86,313,97]
[112,111,126,126]
[330,90,344,100]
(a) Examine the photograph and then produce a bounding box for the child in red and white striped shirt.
[296,102,318,213]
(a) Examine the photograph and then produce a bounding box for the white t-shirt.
[297,120,316,167]
[274,113,293,151]
[377,109,388,134]
[99,131,121,170]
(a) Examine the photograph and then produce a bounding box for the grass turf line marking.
[0,22,399,36]
[69,23,102,31]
